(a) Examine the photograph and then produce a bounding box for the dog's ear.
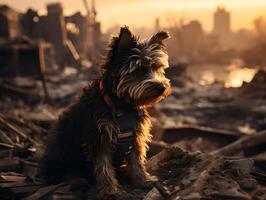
[103,26,136,71]
[117,26,135,51]
[149,31,170,45]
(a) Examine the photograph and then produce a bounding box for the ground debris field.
[0,67,266,200]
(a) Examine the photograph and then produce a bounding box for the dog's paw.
[97,188,126,200]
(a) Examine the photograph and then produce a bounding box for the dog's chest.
[112,109,143,167]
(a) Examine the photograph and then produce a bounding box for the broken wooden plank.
[160,125,241,151]
[0,172,26,183]
[0,158,21,172]
[0,129,14,145]
[0,114,40,146]
[211,130,266,156]
[23,182,67,200]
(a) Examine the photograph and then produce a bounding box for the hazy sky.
[2,0,266,32]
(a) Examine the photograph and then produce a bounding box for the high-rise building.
[213,6,231,38]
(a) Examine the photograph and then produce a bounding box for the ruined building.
[65,0,102,63]
[0,5,55,77]
[39,3,69,66]
[0,0,102,76]
[0,5,21,41]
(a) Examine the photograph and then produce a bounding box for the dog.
[40,26,170,199]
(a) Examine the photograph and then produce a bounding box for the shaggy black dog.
[40,26,170,199]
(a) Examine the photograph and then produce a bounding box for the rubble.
[0,125,265,200]
[0,63,265,199]
[158,67,266,133]
[0,65,265,199]
[145,147,266,200]
[0,106,265,200]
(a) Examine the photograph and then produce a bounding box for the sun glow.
[224,68,258,88]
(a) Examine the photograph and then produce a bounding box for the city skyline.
[1,0,266,33]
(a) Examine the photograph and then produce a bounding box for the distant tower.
[155,18,160,32]
[213,6,231,37]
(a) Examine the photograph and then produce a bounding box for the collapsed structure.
[0,1,102,75]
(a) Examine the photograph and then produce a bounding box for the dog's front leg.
[94,117,123,199]
[127,122,158,189]
[94,150,123,199]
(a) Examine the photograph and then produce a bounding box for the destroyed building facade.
[0,1,102,76]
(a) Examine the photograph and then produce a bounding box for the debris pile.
[0,66,265,199]
[0,66,266,199]
[158,67,266,133]
[145,147,266,200]
[0,109,266,199]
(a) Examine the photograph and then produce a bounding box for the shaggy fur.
[40,26,170,199]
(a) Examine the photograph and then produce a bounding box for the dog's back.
[40,81,102,183]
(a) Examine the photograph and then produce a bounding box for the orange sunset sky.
[1,0,266,32]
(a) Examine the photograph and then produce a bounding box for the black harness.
[112,108,143,167]
[82,81,143,167]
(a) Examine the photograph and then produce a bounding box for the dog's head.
[102,26,171,108]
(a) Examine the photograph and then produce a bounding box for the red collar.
[99,81,113,108]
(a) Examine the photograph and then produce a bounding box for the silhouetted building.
[39,3,68,66]
[213,6,231,36]
[212,6,232,48]
[181,20,204,51]
[0,5,21,41]
[20,9,39,38]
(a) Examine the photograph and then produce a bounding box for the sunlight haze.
[1,0,266,32]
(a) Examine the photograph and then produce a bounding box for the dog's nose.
[157,84,166,94]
